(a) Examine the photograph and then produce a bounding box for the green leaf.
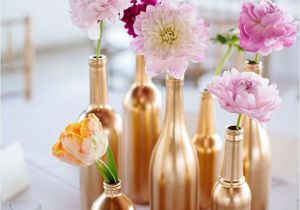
[95,161,110,183]
[106,147,119,182]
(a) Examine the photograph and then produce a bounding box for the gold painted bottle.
[212,126,251,210]
[150,76,199,210]
[92,181,136,210]
[122,55,161,204]
[192,90,223,210]
[242,60,271,210]
[78,55,122,210]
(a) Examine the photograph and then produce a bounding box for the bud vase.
[192,90,223,210]
[212,126,251,210]
[242,60,271,210]
[150,76,199,210]
[78,55,122,210]
[92,181,135,210]
[122,54,161,204]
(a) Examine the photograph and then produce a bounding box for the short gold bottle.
[122,55,161,204]
[242,61,271,210]
[150,76,199,210]
[211,126,251,210]
[192,90,223,210]
[91,181,136,210]
[78,55,122,210]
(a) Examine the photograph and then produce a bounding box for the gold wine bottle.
[78,55,122,210]
[212,126,251,210]
[92,181,136,210]
[150,76,199,210]
[122,55,161,204]
[192,90,223,210]
[242,60,271,210]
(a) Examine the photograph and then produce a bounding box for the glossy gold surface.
[212,126,251,210]
[192,90,223,210]
[243,61,271,210]
[79,55,122,210]
[92,181,136,210]
[150,76,199,210]
[122,55,161,204]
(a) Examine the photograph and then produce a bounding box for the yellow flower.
[52,113,108,166]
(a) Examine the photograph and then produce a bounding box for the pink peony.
[132,1,210,79]
[208,69,281,123]
[70,0,132,40]
[239,0,297,56]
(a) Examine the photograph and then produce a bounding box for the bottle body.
[211,126,251,210]
[122,56,161,204]
[92,181,136,210]
[79,55,122,210]
[192,91,223,210]
[150,76,199,210]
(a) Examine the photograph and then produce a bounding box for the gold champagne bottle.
[212,126,251,210]
[192,90,223,210]
[78,55,122,210]
[150,76,199,210]
[242,61,271,210]
[122,55,161,204]
[92,181,136,210]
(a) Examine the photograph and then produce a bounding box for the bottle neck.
[243,60,263,75]
[89,55,108,106]
[162,76,185,130]
[135,54,150,85]
[197,90,215,135]
[220,126,244,186]
[103,181,121,198]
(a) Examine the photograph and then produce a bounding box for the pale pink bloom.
[239,0,297,56]
[70,0,132,40]
[132,1,210,79]
[208,69,281,123]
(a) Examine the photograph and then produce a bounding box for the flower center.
[160,27,177,46]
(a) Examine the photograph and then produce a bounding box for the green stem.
[96,21,104,60]
[236,113,242,131]
[97,159,117,184]
[214,45,233,76]
[255,53,260,64]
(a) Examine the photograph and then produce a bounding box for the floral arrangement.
[239,0,297,63]
[52,114,119,184]
[208,69,281,129]
[69,0,132,59]
[131,0,210,79]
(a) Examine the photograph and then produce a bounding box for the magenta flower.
[121,0,158,37]
[132,1,210,79]
[208,69,281,123]
[239,0,297,56]
[70,0,132,40]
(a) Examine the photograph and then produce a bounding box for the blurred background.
[1,0,299,210]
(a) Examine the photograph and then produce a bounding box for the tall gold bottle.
[122,55,161,204]
[212,126,251,210]
[242,61,271,210]
[192,90,223,210]
[150,76,199,210]
[78,55,122,210]
[92,181,136,210]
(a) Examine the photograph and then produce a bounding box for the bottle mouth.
[165,75,184,87]
[103,180,121,190]
[89,55,107,67]
[226,125,244,141]
[244,60,263,74]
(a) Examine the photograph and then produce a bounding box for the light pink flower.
[132,1,210,79]
[208,69,281,123]
[70,0,132,40]
[239,0,297,56]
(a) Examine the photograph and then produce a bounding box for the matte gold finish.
[242,61,271,210]
[122,55,161,204]
[92,181,136,210]
[192,90,223,210]
[150,76,199,210]
[79,55,122,210]
[212,126,251,210]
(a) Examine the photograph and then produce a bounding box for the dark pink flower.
[239,0,297,56]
